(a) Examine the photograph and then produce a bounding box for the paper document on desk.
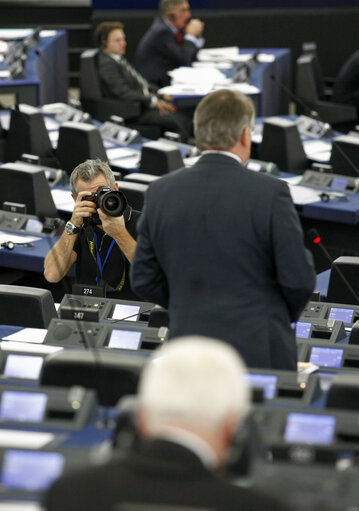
[0,231,41,247]
[51,188,73,213]
[2,328,47,344]
[159,82,259,98]
[0,111,10,131]
[0,429,54,449]
[197,46,239,61]
[40,30,57,38]
[44,116,60,131]
[168,66,228,86]
[192,61,233,70]
[0,341,62,354]
[257,53,276,63]
[226,83,260,95]
[288,184,321,205]
[0,70,10,79]
[159,84,212,96]
[108,147,141,170]
[0,503,43,511]
[303,139,331,162]
[106,147,140,160]
[229,52,275,63]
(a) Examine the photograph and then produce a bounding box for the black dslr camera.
[82,185,128,226]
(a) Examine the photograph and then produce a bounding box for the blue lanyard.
[93,232,115,282]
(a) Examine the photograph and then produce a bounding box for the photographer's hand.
[98,209,136,263]
[44,190,97,283]
[71,190,97,228]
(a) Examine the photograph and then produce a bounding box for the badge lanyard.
[93,232,115,283]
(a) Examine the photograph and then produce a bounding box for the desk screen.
[111,304,140,322]
[108,329,141,350]
[329,307,354,323]
[1,449,65,492]
[284,413,336,445]
[247,374,277,399]
[309,346,343,368]
[0,391,47,423]
[295,322,312,339]
[3,354,44,380]
[25,218,43,233]
[331,177,348,191]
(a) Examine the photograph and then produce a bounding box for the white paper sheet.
[197,46,240,61]
[110,156,141,170]
[44,116,60,131]
[288,184,321,205]
[51,188,73,213]
[0,70,11,79]
[303,139,332,156]
[106,147,140,160]
[168,66,228,86]
[0,232,41,247]
[0,341,62,354]
[48,130,59,148]
[2,328,47,344]
[0,429,54,449]
[0,503,43,511]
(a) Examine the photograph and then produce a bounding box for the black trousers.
[138,106,193,142]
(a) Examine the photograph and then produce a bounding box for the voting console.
[44,318,168,352]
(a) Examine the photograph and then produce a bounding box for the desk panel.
[0,30,67,106]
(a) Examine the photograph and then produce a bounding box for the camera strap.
[93,231,116,282]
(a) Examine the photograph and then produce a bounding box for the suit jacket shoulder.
[46,440,291,511]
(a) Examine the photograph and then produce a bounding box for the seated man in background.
[95,21,192,141]
[44,159,140,299]
[135,0,205,87]
[46,335,289,511]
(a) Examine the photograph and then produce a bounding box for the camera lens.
[100,190,127,217]
[104,195,119,212]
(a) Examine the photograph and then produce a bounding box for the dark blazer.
[135,17,198,87]
[130,154,316,370]
[97,52,153,108]
[46,439,289,511]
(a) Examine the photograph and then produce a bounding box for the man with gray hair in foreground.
[131,88,316,370]
[46,336,288,510]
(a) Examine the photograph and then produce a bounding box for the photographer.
[44,159,140,299]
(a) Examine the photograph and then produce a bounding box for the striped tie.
[121,57,151,98]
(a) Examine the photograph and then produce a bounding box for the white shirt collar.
[201,150,243,165]
[108,52,122,63]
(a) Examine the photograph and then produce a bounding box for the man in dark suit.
[135,0,205,87]
[333,49,359,116]
[46,336,290,511]
[95,21,192,141]
[130,89,316,370]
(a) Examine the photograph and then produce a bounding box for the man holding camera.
[44,159,140,299]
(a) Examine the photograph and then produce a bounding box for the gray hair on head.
[70,159,115,196]
[159,0,187,16]
[193,88,255,151]
[138,335,250,435]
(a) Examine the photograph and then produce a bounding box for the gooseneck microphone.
[269,74,330,130]
[270,73,359,179]
[309,227,359,305]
